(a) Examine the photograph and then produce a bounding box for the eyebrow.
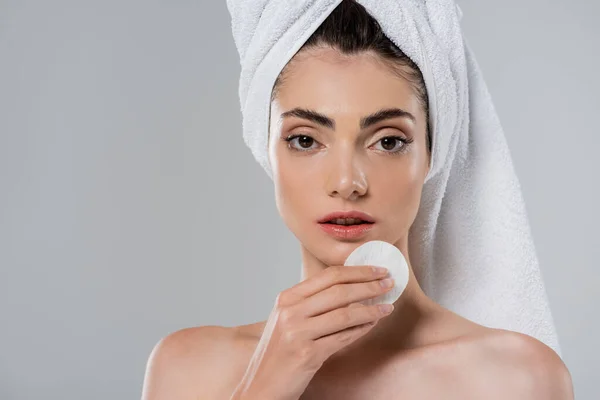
[279,107,416,130]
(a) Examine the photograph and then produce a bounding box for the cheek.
[273,152,315,230]
[377,160,424,225]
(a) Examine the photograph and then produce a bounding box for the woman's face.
[268,47,430,267]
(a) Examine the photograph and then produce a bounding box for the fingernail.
[380,278,394,288]
[379,304,394,314]
[373,266,388,275]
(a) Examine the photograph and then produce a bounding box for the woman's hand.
[230,264,396,400]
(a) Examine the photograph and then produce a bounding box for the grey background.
[0,0,597,398]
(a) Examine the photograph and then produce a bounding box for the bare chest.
[297,345,504,400]
[299,370,473,400]
[216,327,521,400]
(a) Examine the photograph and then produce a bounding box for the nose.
[325,147,368,201]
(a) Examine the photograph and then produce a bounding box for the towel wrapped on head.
[225,0,562,356]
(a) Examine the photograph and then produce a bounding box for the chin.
[308,236,374,267]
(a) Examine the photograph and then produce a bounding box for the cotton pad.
[343,240,409,306]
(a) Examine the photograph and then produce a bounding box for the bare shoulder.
[141,324,258,400]
[466,329,574,400]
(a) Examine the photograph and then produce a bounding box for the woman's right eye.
[285,134,319,151]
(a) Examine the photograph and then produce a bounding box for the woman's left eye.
[372,136,408,153]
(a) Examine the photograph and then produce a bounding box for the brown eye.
[380,137,398,151]
[284,134,318,151]
[297,136,314,149]
[372,135,410,154]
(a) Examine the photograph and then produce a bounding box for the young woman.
[142,1,573,399]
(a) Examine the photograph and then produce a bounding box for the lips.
[323,217,372,225]
[317,210,375,240]
[318,221,375,240]
[318,210,375,224]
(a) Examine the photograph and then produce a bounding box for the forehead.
[273,47,420,117]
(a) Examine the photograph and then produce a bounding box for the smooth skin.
[141,47,574,399]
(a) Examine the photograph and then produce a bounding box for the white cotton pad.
[343,240,409,306]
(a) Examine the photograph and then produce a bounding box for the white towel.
[226,0,561,356]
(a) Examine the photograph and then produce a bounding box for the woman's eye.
[286,135,318,151]
[373,136,406,153]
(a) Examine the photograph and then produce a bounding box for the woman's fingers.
[292,278,394,318]
[278,265,389,307]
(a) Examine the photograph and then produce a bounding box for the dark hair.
[271,0,431,154]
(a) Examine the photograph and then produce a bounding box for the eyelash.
[283,134,414,155]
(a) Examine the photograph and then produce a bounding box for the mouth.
[321,218,374,226]
[317,211,376,225]
[317,215,375,240]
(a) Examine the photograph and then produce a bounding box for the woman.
[142,1,573,399]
